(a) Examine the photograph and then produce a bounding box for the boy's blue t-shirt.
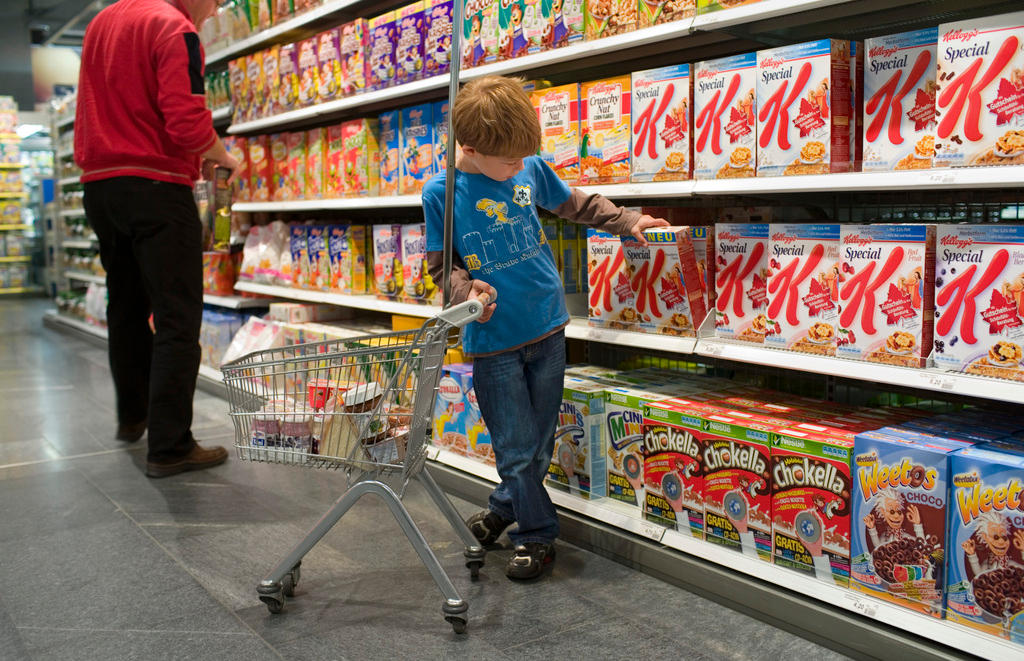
[423,156,571,355]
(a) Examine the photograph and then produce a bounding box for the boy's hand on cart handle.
[471,280,497,323]
[630,215,670,246]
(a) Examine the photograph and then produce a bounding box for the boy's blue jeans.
[472,329,565,545]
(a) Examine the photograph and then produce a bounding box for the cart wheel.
[281,573,295,598]
[466,560,483,581]
[260,595,284,614]
[446,616,467,634]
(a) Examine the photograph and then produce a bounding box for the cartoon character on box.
[425,0,454,77]
[499,0,530,59]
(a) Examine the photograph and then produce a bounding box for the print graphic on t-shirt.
[463,190,545,275]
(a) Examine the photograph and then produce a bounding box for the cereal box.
[462,369,494,465]
[278,43,301,113]
[933,224,1024,381]
[316,28,343,103]
[697,0,761,13]
[541,0,583,50]
[425,0,454,77]
[349,225,369,294]
[245,51,265,120]
[228,58,247,123]
[621,227,708,337]
[630,64,691,182]
[851,430,965,617]
[401,104,434,195]
[604,385,673,509]
[325,124,344,198]
[946,443,1024,638]
[305,127,325,198]
[935,11,1024,168]
[263,45,280,117]
[714,223,769,342]
[643,399,707,537]
[340,19,368,96]
[498,0,542,60]
[225,136,250,202]
[372,224,404,299]
[765,224,841,356]
[462,0,499,67]
[327,224,350,293]
[689,225,713,310]
[297,37,319,106]
[401,223,439,303]
[433,363,472,454]
[837,224,936,368]
[587,228,638,330]
[379,110,401,196]
[288,131,307,200]
[640,0,693,29]
[396,2,426,85]
[851,40,864,170]
[548,377,607,499]
[694,52,757,180]
[290,225,310,288]
[585,0,635,41]
[862,28,938,172]
[248,134,272,202]
[341,118,380,197]
[270,133,290,201]
[770,425,853,586]
[756,39,852,177]
[368,11,398,90]
[533,83,581,183]
[306,226,330,291]
[432,99,450,173]
[581,76,631,185]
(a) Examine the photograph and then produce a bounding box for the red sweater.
[75,0,217,186]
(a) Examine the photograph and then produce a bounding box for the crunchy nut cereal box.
[756,39,852,177]
[432,99,450,174]
[368,11,398,90]
[621,227,708,337]
[379,110,401,196]
[325,124,344,198]
[837,224,936,368]
[462,0,499,67]
[765,224,841,356]
[643,399,708,537]
[585,0,636,41]
[400,104,434,195]
[639,0,693,30]
[425,0,454,78]
[532,83,581,184]
[340,19,368,96]
[694,52,757,180]
[934,224,1024,382]
[278,43,301,113]
[587,228,638,330]
[935,11,1024,168]
[540,0,583,50]
[396,2,426,86]
[270,133,290,201]
[341,118,380,197]
[714,223,769,343]
[549,377,607,499]
[581,76,632,185]
[305,127,325,199]
[631,64,691,183]
[297,37,319,106]
[498,0,542,60]
[863,28,938,172]
[316,28,343,104]
[373,224,404,299]
[248,134,272,202]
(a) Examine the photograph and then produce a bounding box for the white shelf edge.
[234,280,440,317]
[44,310,108,340]
[233,195,422,212]
[55,115,74,130]
[61,239,97,249]
[65,271,105,284]
[203,293,274,309]
[57,176,80,187]
[56,150,74,160]
[198,363,224,384]
[430,447,1021,661]
[60,209,86,218]
[692,0,852,30]
[211,106,232,122]
[565,317,697,353]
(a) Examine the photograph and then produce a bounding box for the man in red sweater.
[75,0,238,478]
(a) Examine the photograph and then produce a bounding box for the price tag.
[845,593,879,618]
[924,373,955,391]
[926,172,956,185]
[427,446,441,461]
[637,521,666,543]
[703,343,724,357]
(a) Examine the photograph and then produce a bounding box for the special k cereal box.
[432,100,450,174]
[372,224,404,299]
[837,225,936,368]
[863,28,939,172]
[621,227,708,337]
[756,39,852,177]
[630,64,691,182]
[462,0,499,67]
[935,11,1024,168]
[765,224,841,356]
[714,223,769,342]
[340,19,368,96]
[368,11,398,90]
[425,0,454,77]
[396,2,426,85]
[533,83,581,183]
[248,134,272,202]
[379,110,401,196]
[587,229,638,329]
[325,124,344,198]
[604,385,674,510]
[297,37,319,106]
[771,426,853,587]
[316,29,343,104]
[934,224,1024,382]
[643,399,707,537]
[548,377,606,499]
[341,118,380,197]
[305,128,325,198]
[585,0,635,41]
[694,52,757,180]
[278,43,301,113]
[581,76,631,185]
[400,104,434,194]
[401,223,439,303]
[540,0,583,50]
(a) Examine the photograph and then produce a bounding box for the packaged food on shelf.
[850,40,864,171]
[228,58,245,123]
[621,227,707,337]
[401,223,438,303]
[245,51,265,121]
[694,52,757,180]
[8,263,27,289]
[630,63,692,182]
[462,369,493,465]
[425,0,454,78]
[697,0,761,13]
[935,11,1024,168]
[290,224,311,288]
[396,2,427,85]
[533,83,581,183]
[316,28,343,104]
[498,0,541,60]
[756,39,852,176]
[462,0,499,67]
[862,28,938,172]
[587,228,638,329]
[340,118,380,197]
[202,252,237,296]
[273,0,293,27]
[604,385,674,510]
[372,224,404,299]
[324,124,344,198]
[581,76,632,185]
[379,110,401,196]
[689,225,713,310]
[639,0,694,29]
[401,104,434,194]
[585,0,636,41]
[297,37,319,107]
[541,0,583,50]
[305,127,325,198]
[368,11,398,90]
[340,19,369,96]
[306,225,330,291]
[642,398,707,537]
[268,303,348,324]
[248,134,272,201]
[433,99,450,173]
[270,133,290,201]
[713,223,769,342]
[278,43,302,114]
[548,377,606,499]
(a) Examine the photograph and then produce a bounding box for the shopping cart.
[220,300,489,634]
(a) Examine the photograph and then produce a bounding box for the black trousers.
[83,177,202,461]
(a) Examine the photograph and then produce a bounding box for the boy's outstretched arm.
[549,188,669,244]
[426,251,497,322]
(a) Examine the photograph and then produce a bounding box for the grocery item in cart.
[368,11,398,90]
[462,0,499,67]
[373,224,404,299]
[319,383,388,460]
[643,399,707,538]
[756,39,852,176]
[425,0,454,77]
[837,224,935,368]
[585,0,636,41]
[401,104,434,194]
[934,11,1024,168]
[581,76,632,185]
[631,63,691,182]
[862,28,938,172]
[297,37,319,106]
[547,377,606,499]
[540,0,583,50]
[587,229,638,330]
[694,52,757,180]
[340,19,368,96]
[933,224,1024,381]
[532,83,581,183]
[379,110,401,196]
[621,227,707,337]
[316,28,343,103]
[341,118,380,197]
[714,223,769,342]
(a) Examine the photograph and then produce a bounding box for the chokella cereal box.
[631,64,691,182]
[643,398,708,538]
[621,227,708,337]
[587,228,638,330]
[714,223,770,342]
[694,52,757,180]
[581,76,631,185]
[533,83,581,184]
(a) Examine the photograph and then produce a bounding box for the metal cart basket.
[221,300,488,634]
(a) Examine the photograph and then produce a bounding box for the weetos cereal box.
[714,223,770,342]
[462,0,499,67]
[379,110,401,196]
[372,224,403,299]
[425,0,454,77]
[631,64,691,182]
[368,11,397,90]
[401,104,434,194]
[581,76,631,185]
[765,224,841,356]
[694,52,757,180]
[756,39,852,176]
[934,224,1024,381]
[837,224,936,368]
[541,0,583,50]
[621,227,708,337]
[341,118,380,197]
[604,385,673,509]
[946,443,1024,639]
[643,400,706,538]
[771,426,853,587]
[862,28,938,172]
[340,19,368,96]
[935,11,1024,168]
[395,2,426,86]
[533,83,581,183]
[548,377,606,499]
[587,229,638,329]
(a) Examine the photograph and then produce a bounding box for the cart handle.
[436,295,494,329]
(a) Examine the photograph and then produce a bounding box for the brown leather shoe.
[116,419,148,442]
[146,443,228,478]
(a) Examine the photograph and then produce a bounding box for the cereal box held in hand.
[581,76,631,185]
[631,64,691,182]
[341,118,380,197]
[862,28,938,172]
[587,228,638,330]
[533,83,581,184]
[368,11,398,90]
[425,0,454,77]
[621,227,708,337]
[541,0,583,50]
[462,0,499,67]
[714,223,770,343]
[379,110,401,196]
[756,39,852,177]
[400,104,434,195]
[340,19,368,96]
[395,2,426,85]
[694,52,757,180]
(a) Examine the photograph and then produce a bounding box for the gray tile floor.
[1,298,854,660]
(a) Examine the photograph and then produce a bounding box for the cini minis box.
[368,11,398,90]
[863,28,939,172]
[837,224,936,368]
[587,229,638,329]
[372,224,404,299]
[379,110,401,196]
[340,19,368,96]
[548,377,607,499]
[621,227,708,337]
[765,224,841,356]
[756,39,852,177]
[631,64,692,182]
[581,76,632,185]
[401,104,434,195]
[714,223,770,342]
[935,11,1024,168]
[933,224,1024,382]
[643,399,708,537]
[396,2,426,86]
[694,52,758,180]
[341,118,380,197]
[462,0,500,67]
[604,385,674,510]
[533,83,581,184]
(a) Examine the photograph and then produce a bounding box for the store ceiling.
[27,0,107,48]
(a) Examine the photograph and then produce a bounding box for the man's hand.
[470,279,497,323]
[630,214,671,245]
[203,152,241,185]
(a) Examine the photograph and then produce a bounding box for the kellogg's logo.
[869,45,900,58]
[942,28,980,43]
[771,232,798,244]
[842,234,874,247]
[760,56,785,69]
[718,231,741,242]
[941,235,974,249]
[697,68,719,80]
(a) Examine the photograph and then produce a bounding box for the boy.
[423,76,667,580]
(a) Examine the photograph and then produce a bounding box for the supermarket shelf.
[233,194,422,212]
[198,363,224,384]
[0,163,24,169]
[203,293,274,309]
[692,0,852,30]
[56,150,74,160]
[60,209,86,218]
[61,239,97,249]
[56,115,74,130]
[65,271,105,285]
[42,311,107,342]
[0,255,30,263]
[211,106,232,123]
[234,280,440,317]
[0,192,27,199]
[57,176,80,187]
[565,317,697,353]
[0,286,42,295]
[0,224,31,231]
